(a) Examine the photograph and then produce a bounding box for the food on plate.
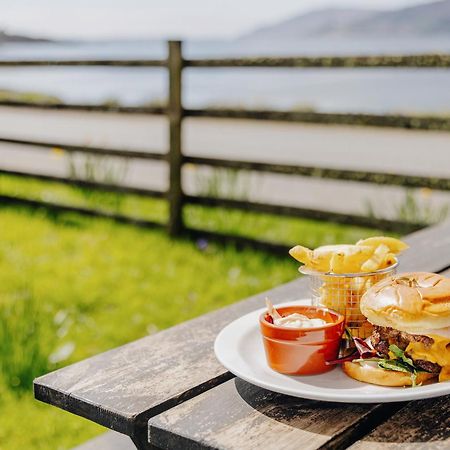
[265,299,327,329]
[289,236,408,274]
[260,301,344,375]
[340,272,450,386]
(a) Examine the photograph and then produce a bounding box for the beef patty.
[370,325,441,374]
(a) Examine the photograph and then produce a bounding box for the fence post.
[167,40,184,236]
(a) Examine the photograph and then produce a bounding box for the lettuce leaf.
[378,359,411,373]
[389,344,415,368]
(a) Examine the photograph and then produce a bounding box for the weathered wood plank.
[1,102,447,130]
[34,220,450,445]
[184,108,450,132]
[0,60,166,67]
[184,155,450,191]
[0,101,166,114]
[2,53,448,68]
[148,378,404,450]
[184,54,450,68]
[34,277,307,440]
[348,395,450,450]
[399,221,450,273]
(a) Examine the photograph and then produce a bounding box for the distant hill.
[242,0,450,40]
[0,30,50,44]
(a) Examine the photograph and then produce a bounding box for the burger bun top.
[360,272,450,333]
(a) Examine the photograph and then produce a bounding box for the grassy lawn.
[0,175,387,449]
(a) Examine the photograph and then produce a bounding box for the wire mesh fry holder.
[300,260,398,338]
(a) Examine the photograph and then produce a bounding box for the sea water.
[0,37,449,113]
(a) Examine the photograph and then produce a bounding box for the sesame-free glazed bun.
[360,272,450,333]
[342,361,437,387]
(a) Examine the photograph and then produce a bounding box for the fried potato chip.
[360,244,390,272]
[383,252,397,268]
[329,252,345,273]
[288,245,313,265]
[356,236,408,254]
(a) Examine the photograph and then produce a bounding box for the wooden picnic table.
[34,221,450,449]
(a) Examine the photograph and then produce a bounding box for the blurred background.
[0,1,449,449]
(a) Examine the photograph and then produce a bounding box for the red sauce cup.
[259,305,344,375]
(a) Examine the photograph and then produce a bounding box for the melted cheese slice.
[439,366,450,382]
[406,335,450,382]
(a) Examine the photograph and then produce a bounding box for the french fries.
[289,236,408,338]
[289,236,408,274]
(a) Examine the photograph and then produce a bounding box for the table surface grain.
[34,221,450,449]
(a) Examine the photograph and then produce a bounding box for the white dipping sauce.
[273,313,327,329]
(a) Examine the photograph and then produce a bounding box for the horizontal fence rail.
[0,101,166,115]
[184,156,450,190]
[184,108,450,131]
[1,40,450,250]
[0,53,449,68]
[184,54,450,68]
[0,137,166,160]
[0,168,166,198]
[0,59,167,67]
[2,137,449,191]
[0,103,448,130]
[0,193,165,228]
[184,195,424,233]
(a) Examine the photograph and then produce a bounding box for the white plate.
[214,299,450,403]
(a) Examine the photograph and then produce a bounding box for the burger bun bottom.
[342,361,437,387]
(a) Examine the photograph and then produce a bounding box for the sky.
[0,0,441,40]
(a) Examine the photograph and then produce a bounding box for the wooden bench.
[34,221,450,449]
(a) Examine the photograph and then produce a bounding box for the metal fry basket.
[300,261,398,338]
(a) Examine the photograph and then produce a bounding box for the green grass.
[0,175,387,449]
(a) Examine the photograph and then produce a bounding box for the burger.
[343,272,450,386]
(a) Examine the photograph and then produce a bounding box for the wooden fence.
[0,40,450,252]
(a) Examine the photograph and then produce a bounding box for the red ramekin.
[259,305,344,375]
